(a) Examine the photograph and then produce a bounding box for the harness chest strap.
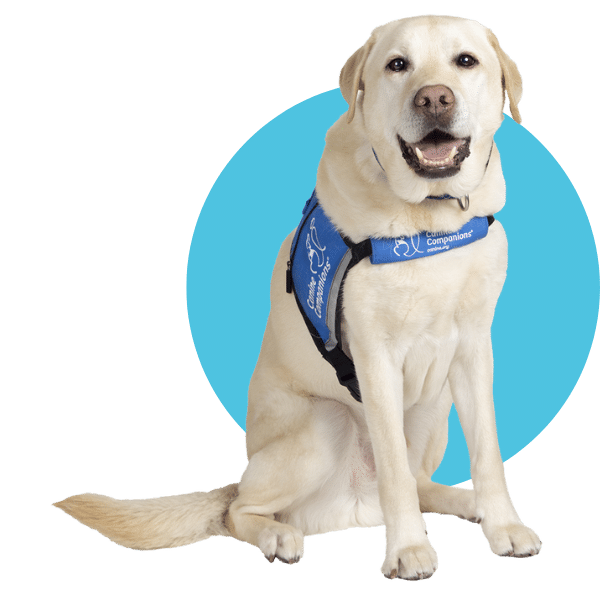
[286,191,495,402]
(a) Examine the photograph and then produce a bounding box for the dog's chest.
[343,230,506,407]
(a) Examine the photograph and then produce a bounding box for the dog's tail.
[53,483,238,550]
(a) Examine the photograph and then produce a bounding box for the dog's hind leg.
[417,481,479,523]
[225,455,308,565]
[226,389,337,564]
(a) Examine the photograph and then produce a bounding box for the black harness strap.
[287,235,371,402]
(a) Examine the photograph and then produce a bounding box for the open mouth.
[399,130,470,179]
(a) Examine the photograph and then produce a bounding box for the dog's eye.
[387,58,408,72]
[456,54,478,68]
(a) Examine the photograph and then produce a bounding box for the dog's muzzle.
[399,85,471,179]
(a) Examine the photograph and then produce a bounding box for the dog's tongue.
[418,140,456,160]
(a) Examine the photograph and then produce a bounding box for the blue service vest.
[286,191,494,402]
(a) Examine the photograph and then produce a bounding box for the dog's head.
[339,16,521,202]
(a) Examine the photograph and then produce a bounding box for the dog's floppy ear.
[487,29,523,123]
[339,37,375,123]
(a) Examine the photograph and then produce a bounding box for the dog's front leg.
[449,336,541,558]
[351,344,438,580]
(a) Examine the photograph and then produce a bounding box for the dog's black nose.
[414,85,455,121]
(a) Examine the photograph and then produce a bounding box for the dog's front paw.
[382,541,438,580]
[258,523,304,564]
[483,522,541,558]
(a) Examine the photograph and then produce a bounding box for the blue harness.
[286,190,495,402]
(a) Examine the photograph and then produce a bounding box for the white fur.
[55,16,540,580]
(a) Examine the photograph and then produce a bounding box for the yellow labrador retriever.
[56,15,541,580]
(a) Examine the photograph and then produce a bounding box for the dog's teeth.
[415,146,458,167]
[416,145,457,168]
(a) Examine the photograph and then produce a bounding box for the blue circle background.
[187,89,599,485]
